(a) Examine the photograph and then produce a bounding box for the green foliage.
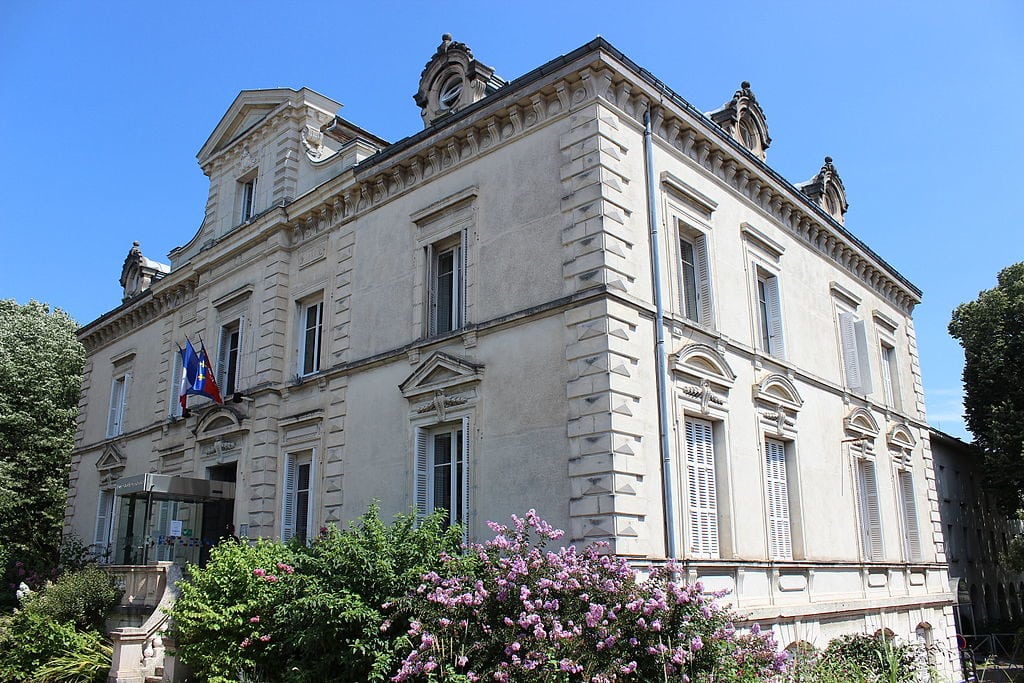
[0,566,119,682]
[949,262,1024,515]
[819,633,923,682]
[0,300,85,595]
[27,565,122,631]
[170,505,465,683]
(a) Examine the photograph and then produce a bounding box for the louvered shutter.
[281,454,297,541]
[764,439,792,560]
[857,460,883,560]
[899,470,922,561]
[461,416,471,540]
[217,326,231,389]
[879,345,894,407]
[93,490,113,556]
[414,427,429,518]
[106,377,123,437]
[695,237,713,325]
[839,312,861,389]
[426,245,437,334]
[170,352,183,417]
[459,229,468,327]
[685,418,719,558]
[764,276,785,358]
[306,453,317,542]
[853,320,873,394]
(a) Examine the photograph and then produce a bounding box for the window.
[239,176,257,222]
[685,417,719,558]
[879,342,900,409]
[106,374,130,437]
[415,419,470,530]
[299,299,324,376]
[897,469,922,561]
[755,270,785,358]
[93,490,115,561]
[764,438,792,560]
[678,224,712,325]
[217,321,241,396]
[429,234,464,335]
[856,458,883,560]
[282,450,315,543]
[838,311,873,393]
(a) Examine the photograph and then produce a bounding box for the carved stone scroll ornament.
[301,124,324,159]
[415,389,468,421]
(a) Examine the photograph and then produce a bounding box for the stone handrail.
[104,562,183,683]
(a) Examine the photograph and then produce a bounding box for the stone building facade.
[67,35,958,675]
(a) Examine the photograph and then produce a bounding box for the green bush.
[0,566,119,682]
[170,504,465,683]
[819,633,924,682]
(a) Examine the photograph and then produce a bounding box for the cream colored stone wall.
[67,39,958,680]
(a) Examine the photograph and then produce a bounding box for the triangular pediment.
[400,351,484,398]
[197,88,342,165]
[96,445,125,472]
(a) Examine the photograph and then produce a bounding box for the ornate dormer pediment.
[196,88,341,169]
[797,156,849,224]
[119,241,169,302]
[753,374,802,438]
[96,445,126,486]
[414,34,505,127]
[708,81,771,160]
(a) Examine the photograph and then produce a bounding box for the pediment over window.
[414,34,505,127]
[708,81,771,160]
[844,407,880,437]
[797,156,849,224]
[753,374,803,411]
[887,422,917,450]
[672,344,736,385]
[195,407,246,439]
[96,445,126,485]
[400,351,484,399]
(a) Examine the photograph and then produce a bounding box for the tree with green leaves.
[0,300,85,593]
[949,262,1024,516]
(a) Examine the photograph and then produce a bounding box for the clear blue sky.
[2,1,1021,440]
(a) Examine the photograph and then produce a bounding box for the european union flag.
[179,339,224,412]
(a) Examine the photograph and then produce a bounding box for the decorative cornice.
[78,274,199,353]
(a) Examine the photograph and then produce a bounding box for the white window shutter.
[426,244,437,334]
[695,237,713,325]
[839,312,861,389]
[170,352,183,417]
[461,416,471,539]
[879,346,894,407]
[853,320,873,394]
[685,418,719,558]
[414,427,429,518]
[857,460,883,560]
[217,327,230,388]
[764,439,792,560]
[764,276,785,358]
[459,229,468,326]
[899,470,922,561]
[281,454,297,541]
[306,452,318,540]
[93,490,113,554]
[106,378,122,437]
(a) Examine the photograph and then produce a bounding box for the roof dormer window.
[438,76,463,110]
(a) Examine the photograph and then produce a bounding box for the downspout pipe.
[644,106,678,561]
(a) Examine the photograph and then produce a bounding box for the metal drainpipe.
[644,106,678,561]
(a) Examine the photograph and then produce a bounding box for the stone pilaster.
[322,375,348,524]
[331,230,355,365]
[254,240,291,387]
[246,391,281,538]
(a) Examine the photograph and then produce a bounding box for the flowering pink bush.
[393,511,786,682]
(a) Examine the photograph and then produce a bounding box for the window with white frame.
[415,419,469,529]
[684,417,719,558]
[677,221,713,326]
[238,174,257,223]
[755,268,785,359]
[106,373,130,437]
[282,450,315,543]
[897,468,922,561]
[93,489,115,561]
[856,457,883,560]
[837,310,873,394]
[298,298,324,376]
[428,232,465,336]
[879,342,900,410]
[217,320,242,396]
[764,438,793,560]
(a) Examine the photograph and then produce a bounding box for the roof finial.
[741,80,751,89]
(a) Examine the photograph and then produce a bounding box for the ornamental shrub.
[820,633,925,682]
[392,510,786,682]
[170,504,465,683]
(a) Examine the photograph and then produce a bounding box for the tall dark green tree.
[949,262,1024,515]
[0,300,85,583]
